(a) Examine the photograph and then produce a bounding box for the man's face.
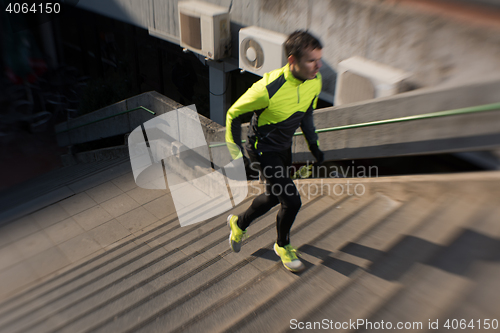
[289,47,322,81]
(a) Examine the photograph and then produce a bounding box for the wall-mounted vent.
[239,26,287,76]
[178,1,230,60]
[335,56,412,105]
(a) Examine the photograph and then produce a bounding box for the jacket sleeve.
[225,78,269,158]
[300,74,322,148]
[300,100,319,148]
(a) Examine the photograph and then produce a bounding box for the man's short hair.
[285,30,322,61]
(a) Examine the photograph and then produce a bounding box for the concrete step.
[312,194,489,333]
[280,194,468,333]
[143,193,400,333]
[163,194,373,333]
[0,156,129,208]
[0,214,178,316]
[39,194,329,333]
[0,193,322,333]
[0,156,132,224]
[356,199,499,333]
[1,173,496,333]
[0,195,257,332]
[235,193,487,333]
[0,219,178,330]
[121,195,351,333]
[204,193,401,333]
[428,237,500,333]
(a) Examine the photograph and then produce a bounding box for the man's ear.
[288,54,296,66]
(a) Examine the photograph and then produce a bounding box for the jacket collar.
[284,63,305,85]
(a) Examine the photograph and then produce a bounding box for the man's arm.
[300,96,324,165]
[225,79,269,159]
[300,95,320,148]
[300,76,324,164]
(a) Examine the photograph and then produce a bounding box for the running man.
[225,30,324,273]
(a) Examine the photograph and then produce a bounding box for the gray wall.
[77,0,500,98]
[292,77,500,162]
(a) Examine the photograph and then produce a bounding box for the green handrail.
[297,101,500,136]
[208,102,500,148]
[55,106,156,134]
[55,102,500,146]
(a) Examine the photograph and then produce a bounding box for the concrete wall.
[292,77,500,162]
[55,92,183,147]
[57,77,500,166]
[149,79,500,163]
[76,0,500,99]
[310,0,500,88]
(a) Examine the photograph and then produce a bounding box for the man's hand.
[291,164,313,180]
[309,143,324,166]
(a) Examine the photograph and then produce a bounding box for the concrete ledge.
[283,170,500,202]
[62,145,129,166]
[57,77,500,167]
[241,170,500,204]
[55,92,183,147]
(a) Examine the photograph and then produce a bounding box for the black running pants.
[237,148,301,247]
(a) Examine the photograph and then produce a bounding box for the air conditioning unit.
[334,56,412,106]
[239,26,288,76]
[178,1,230,60]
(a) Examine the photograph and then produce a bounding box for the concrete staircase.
[0,169,498,333]
[0,156,131,225]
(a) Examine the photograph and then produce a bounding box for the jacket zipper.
[297,85,300,103]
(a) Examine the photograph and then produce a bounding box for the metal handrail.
[55,106,156,134]
[54,101,500,146]
[208,102,500,148]
[298,101,500,135]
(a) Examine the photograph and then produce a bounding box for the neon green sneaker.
[274,243,305,273]
[227,214,247,253]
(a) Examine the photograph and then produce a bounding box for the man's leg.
[266,169,302,247]
[228,149,281,253]
[228,187,279,253]
[237,190,280,230]
[237,149,280,230]
[261,149,305,272]
[270,173,304,272]
[228,149,303,269]
[246,149,302,246]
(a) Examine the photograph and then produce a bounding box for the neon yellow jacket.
[226,63,321,158]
